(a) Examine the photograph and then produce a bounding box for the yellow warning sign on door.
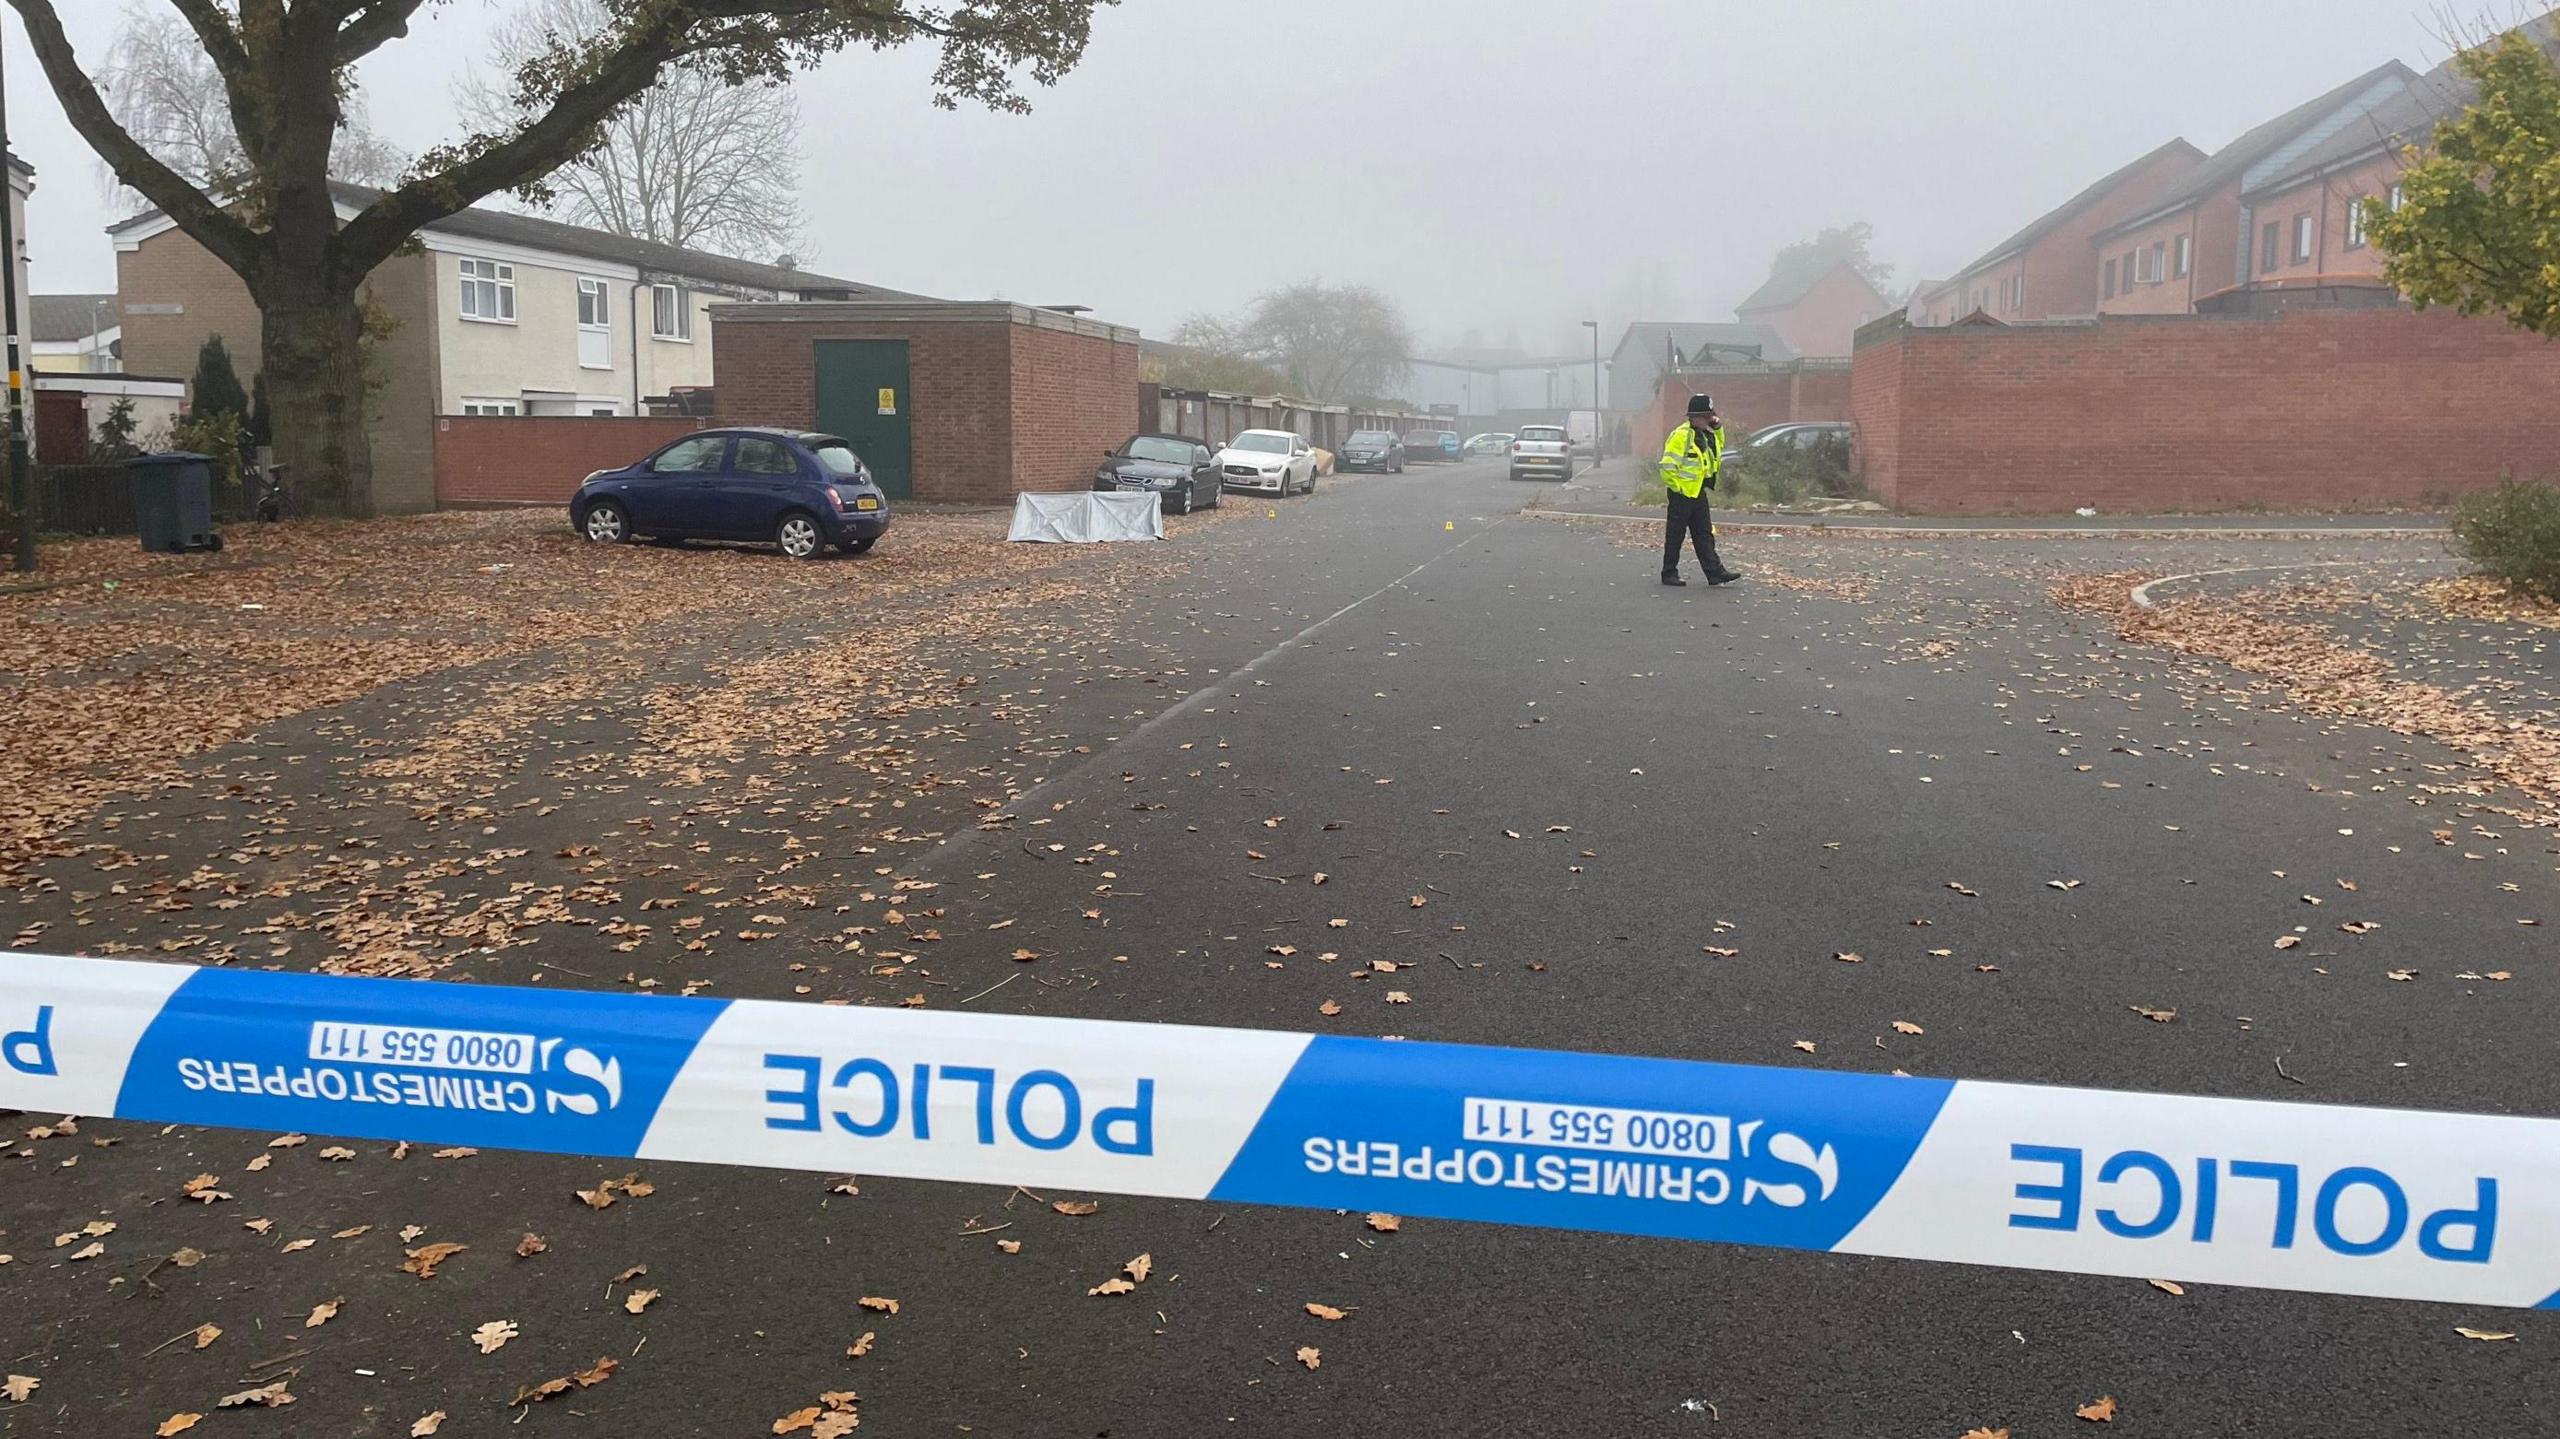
[877,388,897,415]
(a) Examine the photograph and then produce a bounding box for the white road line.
[928,516,1510,855]
[2127,556,2460,610]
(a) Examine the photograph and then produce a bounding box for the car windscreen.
[1348,432,1394,444]
[1125,437,1195,464]
[1231,433,1293,454]
[811,443,867,478]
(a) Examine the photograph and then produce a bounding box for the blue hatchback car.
[570,428,891,560]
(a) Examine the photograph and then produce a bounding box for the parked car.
[1463,432,1515,457]
[1723,421,1853,474]
[571,427,889,559]
[1508,424,1574,482]
[1431,430,1463,462]
[1337,430,1406,473]
[1217,429,1319,496]
[1095,433,1222,514]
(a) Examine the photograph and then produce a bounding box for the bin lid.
[127,451,213,466]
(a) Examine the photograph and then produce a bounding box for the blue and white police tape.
[5,952,2554,1309]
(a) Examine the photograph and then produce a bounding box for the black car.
[1337,430,1405,473]
[1094,433,1222,514]
[570,427,889,560]
[1401,429,1450,463]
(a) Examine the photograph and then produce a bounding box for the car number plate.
[853,497,881,511]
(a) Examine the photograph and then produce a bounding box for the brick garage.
[709,301,1139,504]
[1850,308,2560,514]
[435,415,702,507]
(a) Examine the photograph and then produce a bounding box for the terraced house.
[108,182,914,512]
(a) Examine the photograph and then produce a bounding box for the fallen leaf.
[775,1408,821,1435]
[1792,1040,1818,1053]
[1125,1253,1153,1282]
[1385,990,1411,1004]
[575,1187,616,1210]
[2339,920,2382,935]
[402,1241,467,1279]
[1702,946,1740,957]
[472,1320,518,1354]
[624,1288,660,1314]
[1408,895,1426,909]
[514,1233,546,1259]
[846,1331,875,1358]
[510,1356,616,1406]
[1833,951,1864,964]
[1890,1020,1924,1035]
[858,1295,900,1314]
[2387,969,2416,982]
[317,1146,356,1161]
[1961,1430,2011,1439]
[66,1241,103,1261]
[2274,935,2302,950]
[1306,1303,1347,1321]
[2129,1005,2176,1023]
[1051,1200,1099,1217]
[399,1225,425,1243]
[2077,1395,2117,1422]
[1011,948,1040,963]
[216,1381,293,1409]
[1364,1213,1400,1233]
[2047,879,2083,891]
[170,1246,206,1268]
[611,1264,648,1283]
[1,1376,34,1403]
[1088,1276,1136,1297]
[157,1415,202,1437]
[410,1413,446,1436]
[1946,882,1978,896]
[2147,1279,2184,1297]
[332,1225,371,1240]
[305,1298,342,1329]
[996,1239,1021,1254]
[279,1239,315,1254]
[269,1134,308,1149]
[2455,1326,2518,1342]
[1318,999,1342,1017]
[1296,1346,1322,1370]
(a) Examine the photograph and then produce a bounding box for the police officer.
[1659,393,1740,587]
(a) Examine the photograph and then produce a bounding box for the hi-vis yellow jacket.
[1658,421,1725,499]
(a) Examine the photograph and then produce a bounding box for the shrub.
[2450,477,2560,598]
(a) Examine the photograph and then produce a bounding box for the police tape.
[5,952,2555,1309]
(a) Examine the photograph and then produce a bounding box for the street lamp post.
[1,36,31,572]
[1576,320,1597,455]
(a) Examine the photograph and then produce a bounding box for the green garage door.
[814,339,914,499]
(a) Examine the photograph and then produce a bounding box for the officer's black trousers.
[1662,490,1727,578]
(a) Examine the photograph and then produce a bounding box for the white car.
[1216,430,1319,497]
[1509,424,1573,482]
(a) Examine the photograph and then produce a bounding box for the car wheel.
[582,499,632,543]
[836,536,877,556]
[776,511,825,560]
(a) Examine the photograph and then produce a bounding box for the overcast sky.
[4,0,2469,357]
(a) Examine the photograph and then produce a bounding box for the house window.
[460,399,521,416]
[2387,183,2405,212]
[652,283,692,341]
[2102,258,2117,299]
[2173,234,2191,277]
[2292,213,2314,265]
[577,278,611,370]
[458,258,515,322]
[2123,250,2138,287]
[2147,241,2166,283]
[2261,221,2282,273]
[577,278,608,328]
[2346,197,2368,250]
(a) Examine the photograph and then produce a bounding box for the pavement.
[1529,456,2452,531]
[4,460,2555,1437]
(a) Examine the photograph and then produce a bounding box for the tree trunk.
[255,273,374,517]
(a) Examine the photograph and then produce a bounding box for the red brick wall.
[434,415,701,507]
[1648,361,1854,448]
[1009,321,1141,495]
[1850,307,2560,513]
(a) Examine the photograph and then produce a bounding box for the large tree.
[457,0,806,260]
[7,1,1111,515]
[2363,26,2560,336]
[95,0,405,199]
[1175,282,1414,405]
[1763,221,1894,296]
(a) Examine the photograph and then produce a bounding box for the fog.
[5,0,2461,355]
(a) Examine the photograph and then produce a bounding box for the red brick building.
[709,300,1140,505]
[2092,61,2414,316]
[1733,259,1890,359]
[1911,138,2203,325]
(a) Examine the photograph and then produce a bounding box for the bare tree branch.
[4,0,259,272]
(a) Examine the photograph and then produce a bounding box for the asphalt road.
[6,460,2555,1437]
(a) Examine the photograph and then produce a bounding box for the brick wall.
[1647,360,1854,449]
[434,415,701,507]
[712,306,1138,504]
[1849,306,2560,514]
[1009,320,1140,496]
